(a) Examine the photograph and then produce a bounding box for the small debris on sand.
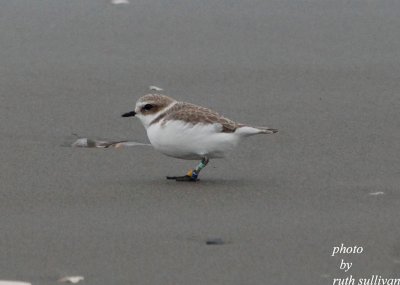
[206,238,225,245]
[71,137,150,148]
[149,86,163,91]
[368,191,385,196]
[111,0,129,4]
[58,276,84,284]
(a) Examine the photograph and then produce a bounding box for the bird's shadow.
[112,176,278,192]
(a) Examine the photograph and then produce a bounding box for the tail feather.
[235,126,278,136]
[255,127,278,134]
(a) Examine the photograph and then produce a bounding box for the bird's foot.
[166,170,199,182]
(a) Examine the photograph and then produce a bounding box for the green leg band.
[194,157,209,173]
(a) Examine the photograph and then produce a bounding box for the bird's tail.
[235,126,278,136]
[254,126,278,134]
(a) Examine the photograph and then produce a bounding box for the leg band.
[195,157,209,172]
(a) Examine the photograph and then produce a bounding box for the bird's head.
[122,94,176,129]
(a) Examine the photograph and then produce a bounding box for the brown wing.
[162,102,240,133]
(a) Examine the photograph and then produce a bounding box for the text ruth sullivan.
[333,275,400,285]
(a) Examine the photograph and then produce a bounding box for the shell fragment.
[58,276,84,284]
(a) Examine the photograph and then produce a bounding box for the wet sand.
[1,1,400,284]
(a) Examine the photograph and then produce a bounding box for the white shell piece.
[111,0,129,4]
[368,191,385,196]
[149,86,163,91]
[58,276,84,284]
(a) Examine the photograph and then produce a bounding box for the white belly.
[146,120,240,160]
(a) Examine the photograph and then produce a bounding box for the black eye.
[143,104,153,111]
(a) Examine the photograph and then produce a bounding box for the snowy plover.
[122,94,278,181]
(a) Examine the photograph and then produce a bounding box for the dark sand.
[1,1,400,284]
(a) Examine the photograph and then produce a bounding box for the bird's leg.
[187,157,209,180]
[167,157,209,182]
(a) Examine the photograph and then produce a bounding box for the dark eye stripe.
[143,104,153,111]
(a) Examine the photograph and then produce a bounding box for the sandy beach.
[1,1,400,284]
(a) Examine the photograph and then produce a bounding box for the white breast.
[146,120,240,160]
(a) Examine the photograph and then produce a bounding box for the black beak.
[121,111,136,117]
